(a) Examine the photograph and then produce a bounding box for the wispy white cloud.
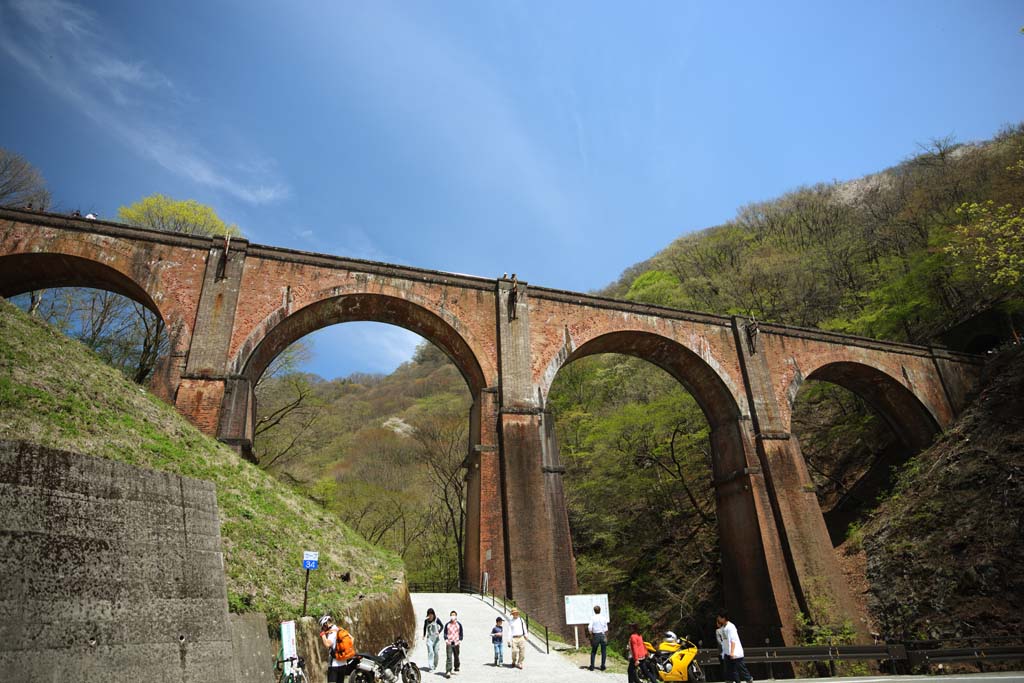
[332,3,583,238]
[0,0,289,204]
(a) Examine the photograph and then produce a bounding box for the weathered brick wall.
[0,440,235,682]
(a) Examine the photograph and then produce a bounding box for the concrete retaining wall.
[230,613,276,683]
[0,440,236,682]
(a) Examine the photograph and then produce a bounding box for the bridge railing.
[407,580,552,654]
[459,582,552,655]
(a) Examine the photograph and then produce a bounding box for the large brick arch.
[799,360,940,451]
[547,329,742,429]
[0,249,198,403]
[0,252,163,316]
[232,291,487,394]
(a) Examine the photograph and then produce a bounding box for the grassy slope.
[0,298,402,623]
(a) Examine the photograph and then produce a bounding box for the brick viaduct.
[0,207,982,643]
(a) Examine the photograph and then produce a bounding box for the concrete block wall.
[0,440,236,682]
[229,613,276,683]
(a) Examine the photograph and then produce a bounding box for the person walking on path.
[423,608,444,671]
[491,617,506,666]
[587,605,609,671]
[507,607,528,669]
[444,610,464,679]
[716,611,753,683]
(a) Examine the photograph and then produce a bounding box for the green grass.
[0,298,403,624]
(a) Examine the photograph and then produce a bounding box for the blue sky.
[2,0,1022,379]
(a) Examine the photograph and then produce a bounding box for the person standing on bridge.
[423,608,444,671]
[716,611,753,683]
[444,610,464,679]
[508,607,528,669]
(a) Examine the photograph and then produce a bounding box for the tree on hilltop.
[118,193,242,237]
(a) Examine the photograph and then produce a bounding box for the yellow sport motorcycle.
[642,632,705,682]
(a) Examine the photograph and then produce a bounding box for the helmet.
[319,615,333,628]
[662,631,678,643]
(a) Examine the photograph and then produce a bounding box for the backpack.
[333,628,355,661]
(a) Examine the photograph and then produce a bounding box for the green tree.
[625,270,685,307]
[118,193,242,236]
[947,201,1024,292]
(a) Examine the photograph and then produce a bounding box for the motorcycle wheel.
[687,662,706,682]
[351,670,374,683]
[402,662,422,683]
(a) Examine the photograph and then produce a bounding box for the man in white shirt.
[587,605,609,671]
[716,611,753,683]
[507,607,528,669]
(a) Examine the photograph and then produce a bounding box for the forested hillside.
[255,343,473,588]
[551,125,1024,645]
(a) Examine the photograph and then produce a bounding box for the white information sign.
[280,620,297,676]
[303,550,319,570]
[564,593,610,625]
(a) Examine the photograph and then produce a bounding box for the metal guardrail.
[407,581,458,593]
[695,641,1024,675]
[458,582,551,655]
[407,581,552,654]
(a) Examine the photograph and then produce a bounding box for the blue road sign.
[303,559,319,570]
[303,550,319,570]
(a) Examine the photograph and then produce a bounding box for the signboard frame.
[564,593,610,625]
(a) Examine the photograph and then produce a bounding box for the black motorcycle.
[351,638,420,683]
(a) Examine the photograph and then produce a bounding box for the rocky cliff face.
[863,345,1024,641]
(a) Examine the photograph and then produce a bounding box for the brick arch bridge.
[0,208,981,643]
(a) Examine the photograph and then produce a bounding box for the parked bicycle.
[275,655,309,683]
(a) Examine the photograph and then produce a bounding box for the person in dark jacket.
[443,610,464,679]
[422,608,444,670]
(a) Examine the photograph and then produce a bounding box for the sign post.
[302,551,319,617]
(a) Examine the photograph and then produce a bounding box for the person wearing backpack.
[319,614,358,683]
[423,607,444,671]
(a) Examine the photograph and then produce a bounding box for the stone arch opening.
[543,330,775,645]
[552,330,742,429]
[0,252,163,318]
[236,293,486,395]
[227,294,487,589]
[0,252,171,384]
[790,361,942,546]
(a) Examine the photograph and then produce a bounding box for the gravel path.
[410,592,626,683]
